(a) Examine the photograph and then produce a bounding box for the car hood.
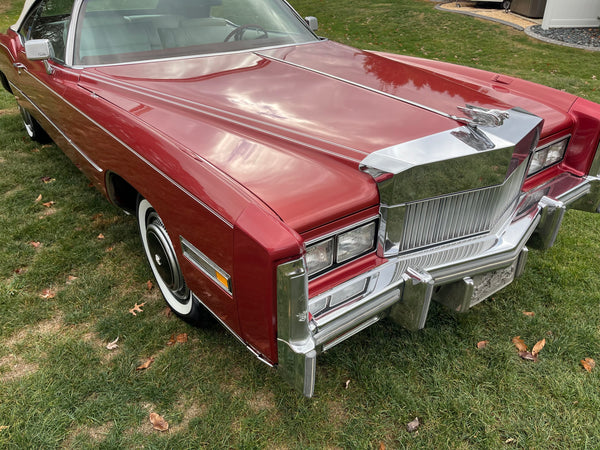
[80,41,574,232]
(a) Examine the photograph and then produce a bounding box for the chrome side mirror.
[305,16,318,31]
[24,39,54,74]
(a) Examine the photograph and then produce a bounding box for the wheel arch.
[105,171,139,215]
[0,71,12,94]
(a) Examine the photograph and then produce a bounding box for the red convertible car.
[2,0,600,396]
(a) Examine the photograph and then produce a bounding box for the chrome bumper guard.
[276,174,600,397]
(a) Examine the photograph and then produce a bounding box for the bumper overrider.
[277,108,600,397]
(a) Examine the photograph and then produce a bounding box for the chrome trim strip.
[81,70,363,164]
[191,293,273,367]
[15,66,233,228]
[257,52,475,126]
[180,236,232,295]
[10,81,103,172]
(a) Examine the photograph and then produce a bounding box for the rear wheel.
[137,198,203,322]
[18,105,49,143]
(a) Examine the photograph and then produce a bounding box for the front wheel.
[137,198,203,322]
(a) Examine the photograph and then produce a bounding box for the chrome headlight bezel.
[528,136,569,176]
[305,219,378,278]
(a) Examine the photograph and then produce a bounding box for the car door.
[12,0,106,188]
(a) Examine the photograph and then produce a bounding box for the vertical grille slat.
[396,163,526,254]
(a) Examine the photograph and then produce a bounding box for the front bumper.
[276,173,600,397]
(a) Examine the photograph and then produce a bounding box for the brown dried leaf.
[35,194,42,202]
[29,241,42,248]
[476,340,489,349]
[14,267,27,275]
[106,337,119,350]
[379,442,386,450]
[176,333,188,344]
[344,379,351,389]
[97,233,105,240]
[166,334,176,346]
[581,358,596,373]
[146,280,153,291]
[518,351,538,362]
[0,426,8,432]
[149,412,169,432]
[136,357,155,370]
[66,275,78,284]
[532,338,546,356]
[105,246,114,252]
[523,311,535,317]
[42,201,55,208]
[40,176,55,184]
[512,336,528,352]
[129,302,145,316]
[39,288,56,299]
[406,417,420,433]
[162,307,172,318]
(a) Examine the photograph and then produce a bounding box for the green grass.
[2,0,600,447]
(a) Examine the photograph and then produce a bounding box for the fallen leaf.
[406,417,420,433]
[379,442,386,450]
[512,336,528,352]
[0,425,9,432]
[42,201,55,208]
[146,280,153,291]
[344,379,351,389]
[97,233,105,240]
[176,333,188,343]
[162,307,172,318]
[39,288,56,299]
[35,194,42,202]
[106,337,119,350]
[129,302,145,316]
[581,358,596,373]
[476,340,489,349]
[105,246,114,252]
[29,241,42,248]
[166,334,176,346]
[66,275,78,284]
[523,311,535,317]
[14,267,27,275]
[518,351,538,362]
[40,176,55,184]
[92,213,103,221]
[136,357,155,370]
[532,338,546,356]
[149,412,169,432]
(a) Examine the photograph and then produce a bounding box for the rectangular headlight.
[306,238,333,276]
[528,138,568,175]
[337,222,376,263]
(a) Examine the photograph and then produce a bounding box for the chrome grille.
[397,162,526,253]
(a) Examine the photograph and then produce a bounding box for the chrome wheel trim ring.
[138,199,192,315]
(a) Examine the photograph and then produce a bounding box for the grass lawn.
[2,0,600,447]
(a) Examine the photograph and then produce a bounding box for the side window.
[19,0,75,63]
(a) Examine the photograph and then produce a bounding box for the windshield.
[74,0,318,65]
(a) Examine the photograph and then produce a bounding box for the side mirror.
[305,16,318,31]
[24,39,55,74]
[25,39,54,61]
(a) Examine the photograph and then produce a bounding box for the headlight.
[337,222,377,263]
[305,220,377,277]
[528,137,568,175]
[306,238,333,276]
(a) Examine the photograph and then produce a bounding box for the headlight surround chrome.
[305,220,377,277]
[528,137,569,175]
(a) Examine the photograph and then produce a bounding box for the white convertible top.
[10,0,37,32]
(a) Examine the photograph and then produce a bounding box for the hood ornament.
[456,105,510,127]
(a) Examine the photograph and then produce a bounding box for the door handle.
[13,62,26,73]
